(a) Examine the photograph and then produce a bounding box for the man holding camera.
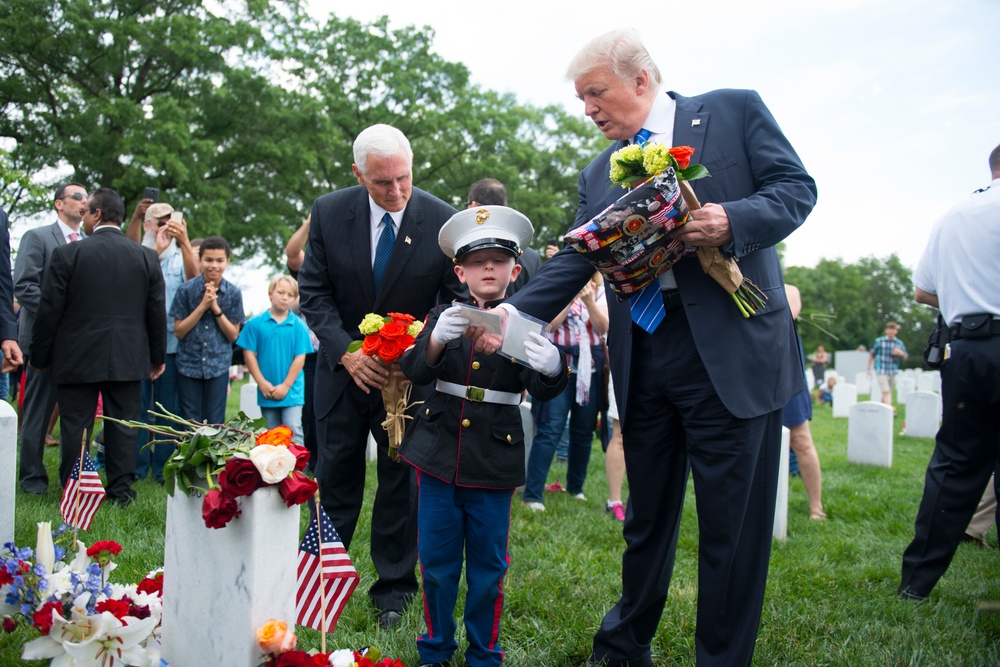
[125,199,197,482]
[899,143,1000,600]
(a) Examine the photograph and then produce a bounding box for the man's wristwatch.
[212,311,224,318]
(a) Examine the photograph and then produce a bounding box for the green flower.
[406,321,423,337]
[642,144,673,176]
[359,313,387,335]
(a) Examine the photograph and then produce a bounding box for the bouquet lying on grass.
[106,409,317,529]
[1,523,164,666]
[256,618,405,667]
[605,142,768,317]
[349,312,424,462]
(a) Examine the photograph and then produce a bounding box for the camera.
[143,187,160,202]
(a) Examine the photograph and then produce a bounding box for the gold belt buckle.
[465,385,485,402]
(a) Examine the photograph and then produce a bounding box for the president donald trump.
[497,30,817,666]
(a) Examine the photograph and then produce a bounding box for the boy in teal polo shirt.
[236,275,313,443]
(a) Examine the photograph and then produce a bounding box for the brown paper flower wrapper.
[680,181,768,318]
[380,373,419,462]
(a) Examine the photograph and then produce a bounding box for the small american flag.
[59,449,106,530]
[295,505,359,633]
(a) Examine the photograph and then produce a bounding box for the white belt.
[435,380,521,406]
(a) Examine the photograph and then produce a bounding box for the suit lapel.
[374,192,423,309]
[670,91,708,176]
[50,222,66,246]
[350,191,377,307]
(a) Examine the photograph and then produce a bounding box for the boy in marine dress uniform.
[399,206,568,667]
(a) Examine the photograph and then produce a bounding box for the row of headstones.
[808,368,941,399]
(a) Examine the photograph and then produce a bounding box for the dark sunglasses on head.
[59,192,87,201]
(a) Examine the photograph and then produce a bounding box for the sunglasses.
[59,192,87,201]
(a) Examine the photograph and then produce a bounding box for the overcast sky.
[311,0,1000,272]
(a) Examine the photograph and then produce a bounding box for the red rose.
[387,312,415,325]
[218,457,265,497]
[668,146,695,170]
[32,601,62,635]
[274,651,314,667]
[86,540,123,559]
[377,339,403,363]
[256,425,293,446]
[137,572,163,597]
[310,655,331,667]
[398,334,415,350]
[279,471,318,507]
[379,321,406,339]
[2,616,16,633]
[95,598,131,622]
[287,445,310,471]
[361,334,381,356]
[202,489,241,529]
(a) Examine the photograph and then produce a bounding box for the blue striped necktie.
[372,212,395,295]
[628,128,667,333]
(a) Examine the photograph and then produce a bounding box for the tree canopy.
[785,254,937,365]
[0,1,602,261]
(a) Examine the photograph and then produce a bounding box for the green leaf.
[347,340,363,353]
[678,164,711,181]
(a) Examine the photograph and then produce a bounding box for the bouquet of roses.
[605,142,767,317]
[256,618,406,667]
[106,409,318,529]
[347,312,424,461]
[2,523,165,666]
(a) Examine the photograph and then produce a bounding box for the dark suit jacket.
[506,246,542,296]
[297,185,466,419]
[0,208,18,342]
[31,226,167,384]
[509,89,817,424]
[13,221,66,356]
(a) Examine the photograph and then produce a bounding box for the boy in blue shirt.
[236,275,312,443]
[399,206,567,667]
[171,236,245,424]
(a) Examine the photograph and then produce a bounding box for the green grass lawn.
[4,381,1000,666]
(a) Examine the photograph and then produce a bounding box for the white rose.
[248,445,296,484]
[329,649,356,667]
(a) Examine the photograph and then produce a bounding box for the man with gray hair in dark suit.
[298,124,465,629]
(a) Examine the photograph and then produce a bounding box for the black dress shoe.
[898,586,929,602]
[107,489,137,507]
[377,610,402,629]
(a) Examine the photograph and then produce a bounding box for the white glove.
[432,305,470,345]
[525,331,563,377]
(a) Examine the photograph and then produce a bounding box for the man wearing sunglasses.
[13,182,88,494]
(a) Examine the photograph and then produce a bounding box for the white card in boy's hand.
[453,305,502,334]
[499,310,547,367]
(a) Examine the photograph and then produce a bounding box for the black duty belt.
[949,316,1000,340]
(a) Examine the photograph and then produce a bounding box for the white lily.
[36,521,55,576]
[24,606,158,667]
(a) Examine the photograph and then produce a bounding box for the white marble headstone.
[824,369,838,384]
[773,426,791,542]
[895,376,916,405]
[926,370,942,393]
[161,485,299,667]
[239,381,262,419]
[854,372,872,396]
[905,391,942,439]
[832,383,858,418]
[366,432,378,461]
[0,401,17,546]
[848,401,894,467]
[834,350,870,383]
[805,367,815,391]
[916,373,936,393]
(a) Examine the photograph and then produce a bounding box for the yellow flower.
[642,143,672,176]
[609,160,628,184]
[359,313,386,335]
[407,321,424,337]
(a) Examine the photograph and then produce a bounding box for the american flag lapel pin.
[692,119,701,127]
[405,236,412,244]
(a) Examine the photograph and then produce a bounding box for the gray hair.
[353,124,413,174]
[566,29,662,91]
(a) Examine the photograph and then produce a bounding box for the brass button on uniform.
[462,419,471,427]
[471,361,481,370]
[506,434,512,443]
[425,408,430,415]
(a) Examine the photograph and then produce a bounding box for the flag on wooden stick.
[296,504,359,633]
[59,448,106,530]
